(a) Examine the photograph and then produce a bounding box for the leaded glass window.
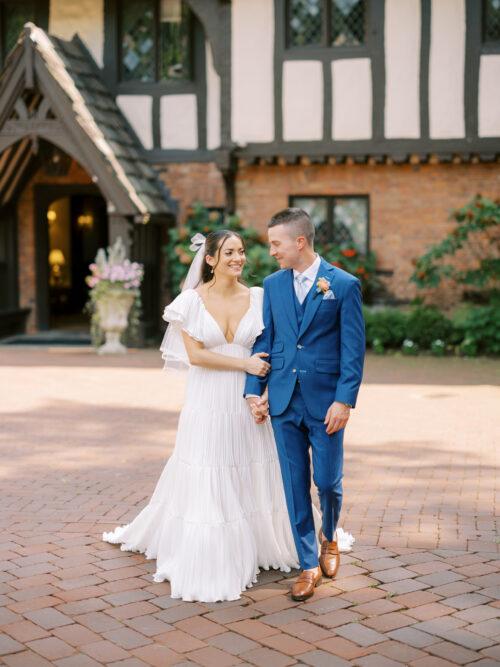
[1,0,38,64]
[289,0,323,47]
[120,0,191,83]
[484,0,500,42]
[331,0,365,46]
[287,0,366,48]
[290,195,369,253]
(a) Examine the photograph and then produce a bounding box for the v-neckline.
[194,288,253,345]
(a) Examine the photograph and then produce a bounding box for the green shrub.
[430,339,446,356]
[405,306,454,349]
[411,194,500,302]
[453,305,500,356]
[402,339,419,355]
[364,307,408,348]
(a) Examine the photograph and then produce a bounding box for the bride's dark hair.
[201,230,245,284]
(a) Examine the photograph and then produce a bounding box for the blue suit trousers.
[271,379,344,570]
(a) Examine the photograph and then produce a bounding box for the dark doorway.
[35,185,108,331]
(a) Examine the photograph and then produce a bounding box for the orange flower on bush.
[356,266,366,276]
[341,248,357,258]
[331,261,343,268]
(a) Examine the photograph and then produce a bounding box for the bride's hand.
[245,352,270,377]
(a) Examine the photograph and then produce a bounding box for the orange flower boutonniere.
[316,277,330,294]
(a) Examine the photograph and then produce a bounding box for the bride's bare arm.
[182,331,270,376]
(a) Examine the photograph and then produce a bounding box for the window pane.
[121,0,155,82]
[4,1,36,56]
[484,0,500,41]
[331,0,365,46]
[159,0,191,80]
[333,197,368,253]
[290,197,331,244]
[289,0,323,47]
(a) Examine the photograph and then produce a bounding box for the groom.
[245,208,365,601]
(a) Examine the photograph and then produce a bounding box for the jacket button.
[292,368,296,373]
[297,344,303,349]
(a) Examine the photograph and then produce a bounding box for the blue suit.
[244,257,365,569]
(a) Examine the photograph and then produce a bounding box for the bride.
[103,230,353,602]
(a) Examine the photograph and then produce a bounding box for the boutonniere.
[316,277,330,295]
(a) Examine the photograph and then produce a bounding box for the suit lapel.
[280,269,299,336]
[298,258,336,339]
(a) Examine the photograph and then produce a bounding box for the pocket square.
[323,290,336,300]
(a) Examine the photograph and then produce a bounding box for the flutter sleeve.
[159,290,204,370]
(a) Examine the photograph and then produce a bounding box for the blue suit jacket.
[244,257,365,421]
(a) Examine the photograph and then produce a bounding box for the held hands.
[324,401,350,435]
[246,396,269,424]
[244,352,270,377]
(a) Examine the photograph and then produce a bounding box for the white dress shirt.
[293,253,321,304]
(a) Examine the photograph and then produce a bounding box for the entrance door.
[35,185,108,331]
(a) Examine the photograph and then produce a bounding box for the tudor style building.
[0,0,499,338]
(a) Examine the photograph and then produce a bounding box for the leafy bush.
[411,194,500,301]
[452,305,500,356]
[405,306,454,349]
[402,339,419,355]
[363,307,408,348]
[321,243,379,303]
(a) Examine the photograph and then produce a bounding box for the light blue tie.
[294,274,309,305]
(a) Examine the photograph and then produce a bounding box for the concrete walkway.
[0,348,498,667]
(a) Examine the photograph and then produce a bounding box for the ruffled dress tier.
[102,287,299,602]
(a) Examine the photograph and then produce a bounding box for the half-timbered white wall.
[206,41,221,150]
[117,96,153,150]
[45,0,500,154]
[231,0,274,144]
[479,55,500,137]
[429,0,466,139]
[283,61,323,141]
[49,0,104,67]
[384,0,420,138]
[332,59,372,140]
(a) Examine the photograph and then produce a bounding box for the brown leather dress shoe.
[319,532,340,578]
[291,567,322,601]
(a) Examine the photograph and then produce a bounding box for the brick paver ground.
[0,347,499,667]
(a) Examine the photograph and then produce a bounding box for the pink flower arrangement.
[86,238,144,292]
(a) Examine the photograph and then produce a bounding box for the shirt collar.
[293,253,321,282]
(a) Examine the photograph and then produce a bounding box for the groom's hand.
[246,396,269,424]
[324,401,350,435]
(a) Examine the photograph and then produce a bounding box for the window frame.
[0,0,49,66]
[116,0,195,88]
[285,0,368,52]
[289,194,370,254]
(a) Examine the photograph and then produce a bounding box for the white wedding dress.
[102,286,354,602]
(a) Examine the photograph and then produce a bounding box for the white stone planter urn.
[96,289,135,355]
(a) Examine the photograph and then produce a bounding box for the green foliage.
[405,306,454,349]
[402,339,419,355]
[363,307,408,348]
[430,339,446,357]
[452,304,500,356]
[320,243,379,303]
[411,194,500,298]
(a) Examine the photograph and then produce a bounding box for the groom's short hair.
[268,208,315,246]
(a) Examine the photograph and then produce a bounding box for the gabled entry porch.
[0,23,176,342]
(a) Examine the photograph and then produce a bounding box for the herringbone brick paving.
[0,348,499,666]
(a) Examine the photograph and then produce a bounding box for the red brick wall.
[17,160,93,333]
[235,162,500,305]
[157,162,226,224]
